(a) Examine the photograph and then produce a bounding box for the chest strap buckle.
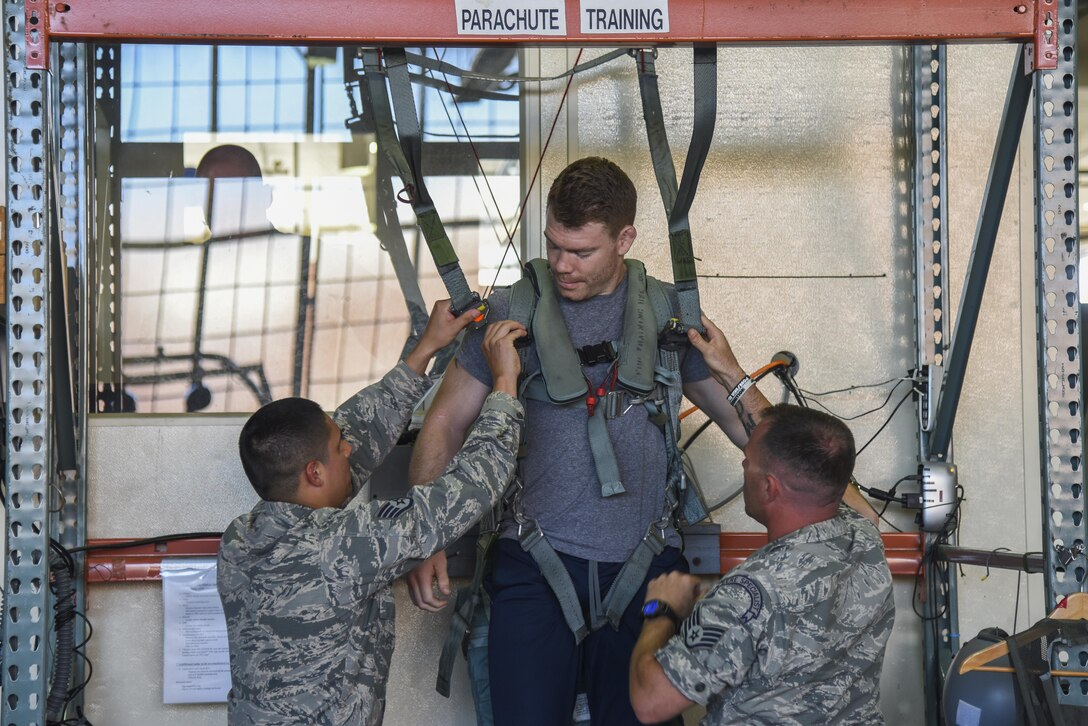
[577,340,618,366]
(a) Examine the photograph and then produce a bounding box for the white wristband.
[727,375,754,407]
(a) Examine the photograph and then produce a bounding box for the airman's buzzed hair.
[238,398,329,502]
[546,157,636,237]
[759,404,856,506]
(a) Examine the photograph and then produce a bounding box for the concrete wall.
[81,42,1046,725]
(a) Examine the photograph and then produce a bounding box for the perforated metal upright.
[52,37,91,711]
[912,43,959,724]
[3,0,52,723]
[1033,0,1086,705]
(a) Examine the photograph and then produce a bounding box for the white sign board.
[580,0,670,33]
[162,558,231,704]
[456,0,566,35]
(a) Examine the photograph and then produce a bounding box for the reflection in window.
[97,45,521,413]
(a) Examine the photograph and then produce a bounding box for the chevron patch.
[376,497,414,520]
[682,604,727,651]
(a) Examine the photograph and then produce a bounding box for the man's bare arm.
[405,360,492,611]
[684,314,771,447]
[629,572,702,722]
[407,360,491,486]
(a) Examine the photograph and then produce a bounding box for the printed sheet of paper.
[161,558,230,704]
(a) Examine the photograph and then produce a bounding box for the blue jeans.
[485,538,687,726]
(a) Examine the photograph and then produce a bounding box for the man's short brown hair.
[546,157,636,237]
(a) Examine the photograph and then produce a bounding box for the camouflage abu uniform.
[656,505,894,725]
[217,362,523,725]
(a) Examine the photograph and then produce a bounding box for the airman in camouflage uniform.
[630,405,895,725]
[217,303,527,725]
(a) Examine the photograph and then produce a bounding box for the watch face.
[642,600,660,617]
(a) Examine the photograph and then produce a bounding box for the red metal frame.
[85,537,221,582]
[29,0,1051,70]
[721,532,923,577]
[84,533,923,582]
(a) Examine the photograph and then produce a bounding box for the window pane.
[95,44,521,414]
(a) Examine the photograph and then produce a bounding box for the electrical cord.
[800,377,908,397]
[855,387,916,457]
[46,539,95,726]
[67,531,223,555]
[803,379,908,421]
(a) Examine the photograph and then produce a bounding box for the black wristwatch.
[641,599,682,628]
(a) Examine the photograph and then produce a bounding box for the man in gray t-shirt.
[406,157,770,726]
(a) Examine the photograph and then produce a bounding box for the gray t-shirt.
[457,270,711,562]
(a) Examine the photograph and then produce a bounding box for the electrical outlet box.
[919,461,957,533]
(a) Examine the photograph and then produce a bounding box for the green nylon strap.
[668,228,698,286]
[363,48,478,315]
[587,407,625,498]
[526,259,588,404]
[417,209,460,269]
[615,260,657,395]
[436,529,496,698]
[603,527,666,629]
[360,50,416,186]
[635,50,678,218]
[634,47,717,330]
[519,523,589,643]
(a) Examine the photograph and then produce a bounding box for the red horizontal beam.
[722,531,922,577]
[84,532,923,582]
[85,537,222,583]
[44,0,1035,46]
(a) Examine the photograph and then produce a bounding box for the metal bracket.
[23,0,46,69]
[1033,0,1058,71]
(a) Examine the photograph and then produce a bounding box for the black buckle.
[577,341,618,366]
[450,293,490,329]
[658,318,690,352]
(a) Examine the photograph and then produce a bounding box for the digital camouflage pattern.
[217,362,523,725]
[656,504,894,725]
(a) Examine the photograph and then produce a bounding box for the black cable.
[856,475,919,532]
[856,388,915,457]
[800,377,906,397]
[67,531,223,555]
[680,419,713,452]
[47,548,76,722]
[803,379,908,421]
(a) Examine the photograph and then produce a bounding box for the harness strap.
[616,261,658,395]
[602,526,667,629]
[525,259,588,403]
[345,52,430,359]
[587,403,625,497]
[634,47,718,333]
[361,49,483,318]
[518,521,590,644]
[436,528,496,698]
[521,375,626,498]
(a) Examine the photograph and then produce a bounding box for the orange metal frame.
[27,0,1057,70]
[85,533,923,582]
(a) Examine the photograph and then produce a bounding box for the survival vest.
[436,258,711,696]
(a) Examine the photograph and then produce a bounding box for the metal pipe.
[936,544,1046,574]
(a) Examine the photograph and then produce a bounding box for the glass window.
[96,44,522,413]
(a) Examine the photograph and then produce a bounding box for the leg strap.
[436,528,496,697]
[602,526,666,630]
[519,522,590,644]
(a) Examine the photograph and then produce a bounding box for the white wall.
[80,42,1048,725]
